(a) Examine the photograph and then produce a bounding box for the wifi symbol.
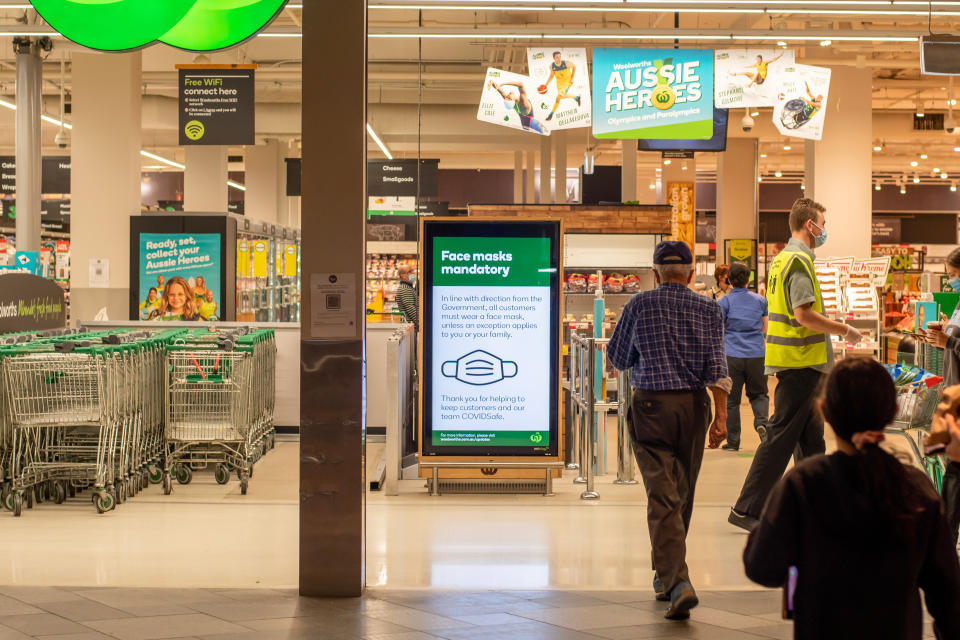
[184,120,205,141]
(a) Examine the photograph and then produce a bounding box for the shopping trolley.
[884,375,946,491]
[164,342,257,494]
[1,348,115,515]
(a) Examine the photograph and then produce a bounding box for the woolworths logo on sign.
[31,0,286,52]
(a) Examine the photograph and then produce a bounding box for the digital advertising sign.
[591,48,714,140]
[421,219,561,458]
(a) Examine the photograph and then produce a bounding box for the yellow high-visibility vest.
[765,247,828,368]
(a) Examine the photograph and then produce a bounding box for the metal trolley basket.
[884,377,946,491]
[162,329,276,495]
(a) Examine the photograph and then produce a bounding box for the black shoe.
[664,581,699,620]
[545,111,554,121]
[721,444,739,451]
[756,425,768,442]
[653,574,670,601]
[728,508,759,532]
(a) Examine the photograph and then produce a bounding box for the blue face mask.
[409,274,417,285]
[950,277,960,293]
[810,221,827,248]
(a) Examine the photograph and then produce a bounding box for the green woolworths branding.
[31,0,286,52]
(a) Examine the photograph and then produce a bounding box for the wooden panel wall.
[468,204,671,235]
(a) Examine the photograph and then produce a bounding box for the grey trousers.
[629,388,711,593]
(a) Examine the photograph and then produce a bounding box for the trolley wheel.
[148,466,163,485]
[0,483,9,508]
[3,489,14,512]
[68,483,76,498]
[53,482,67,505]
[214,464,230,485]
[25,489,33,510]
[94,491,115,514]
[240,477,248,496]
[269,435,276,450]
[162,473,173,495]
[175,465,192,485]
[248,464,254,479]
[11,492,22,517]
[33,485,44,505]
[141,470,150,490]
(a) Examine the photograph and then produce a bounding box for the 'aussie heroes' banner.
[592,48,714,140]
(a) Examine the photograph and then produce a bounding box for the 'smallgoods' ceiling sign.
[30,0,287,52]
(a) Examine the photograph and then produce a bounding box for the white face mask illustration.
[441,350,518,386]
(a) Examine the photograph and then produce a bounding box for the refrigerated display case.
[365,241,418,321]
[236,218,300,323]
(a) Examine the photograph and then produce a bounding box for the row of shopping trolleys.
[0,326,277,516]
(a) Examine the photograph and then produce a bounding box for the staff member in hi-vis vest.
[728,198,863,532]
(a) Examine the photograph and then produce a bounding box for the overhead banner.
[714,49,796,109]
[138,233,221,321]
[178,65,256,146]
[667,182,695,252]
[0,156,71,195]
[773,64,832,141]
[477,67,551,136]
[591,48,714,139]
[421,219,561,457]
[525,47,591,130]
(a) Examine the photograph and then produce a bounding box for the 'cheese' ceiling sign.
[31,0,287,52]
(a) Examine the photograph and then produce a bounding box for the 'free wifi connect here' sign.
[177,65,256,147]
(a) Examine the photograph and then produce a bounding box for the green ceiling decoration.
[30,0,288,52]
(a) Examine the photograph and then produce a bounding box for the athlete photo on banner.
[714,48,796,108]
[772,64,832,141]
[591,48,713,139]
[525,47,591,130]
[477,67,551,136]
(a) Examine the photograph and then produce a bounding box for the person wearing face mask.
[743,357,960,640]
[395,263,419,333]
[729,198,864,532]
[919,246,960,546]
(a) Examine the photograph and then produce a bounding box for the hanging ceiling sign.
[178,65,256,146]
[30,0,286,52]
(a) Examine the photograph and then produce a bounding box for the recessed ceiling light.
[664,159,672,165]
[760,153,767,158]
[750,111,760,117]
[911,161,919,167]
[758,176,763,182]
[775,170,783,177]
[783,144,792,151]
[913,175,921,183]
[943,173,949,179]
[921,154,929,159]
[820,39,832,46]
[873,145,882,152]
[777,40,787,46]
[875,183,882,191]
[901,186,907,194]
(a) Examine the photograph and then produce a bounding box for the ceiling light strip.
[367,124,394,160]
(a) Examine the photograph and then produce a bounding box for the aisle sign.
[591,48,714,139]
[283,244,298,277]
[422,219,561,457]
[178,65,255,146]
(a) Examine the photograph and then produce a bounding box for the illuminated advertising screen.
[592,48,714,140]
[421,220,561,457]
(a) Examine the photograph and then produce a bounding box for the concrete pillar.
[184,146,228,212]
[513,150,523,203]
[524,150,535,204]
[716,138,759,256]
[14,38,42,252]
[554,132,567,204]
[70,52,142,322]
[621,140,637,203]
[539,135,552,204]
[804,66,872,258]
[300,0,365,596]
[245,139,285,224]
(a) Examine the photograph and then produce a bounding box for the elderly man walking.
[607,241,730,621]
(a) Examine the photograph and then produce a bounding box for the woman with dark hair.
[920,245,960,546]
[710,264,731,300]
[743,357,960,640]
[717,263,769,450]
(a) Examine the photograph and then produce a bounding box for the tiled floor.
[0,586,822,640]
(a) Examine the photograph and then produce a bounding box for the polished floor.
[0,395,924,594]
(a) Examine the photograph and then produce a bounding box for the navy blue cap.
[653,241,693,265]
